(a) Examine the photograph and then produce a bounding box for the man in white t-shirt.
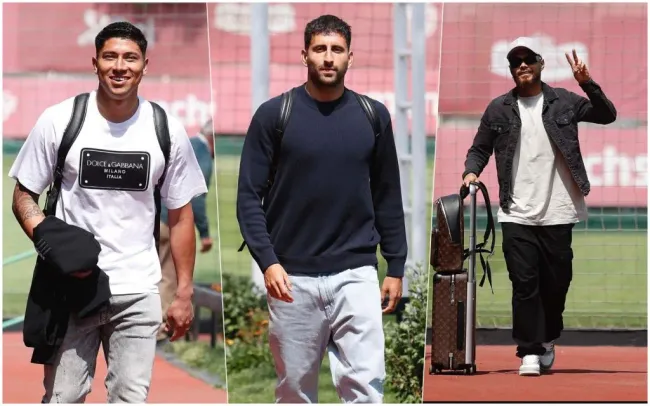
[462,37,617,376]
[9,21,208,402]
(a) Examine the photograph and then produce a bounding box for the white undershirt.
[498,92,587,225]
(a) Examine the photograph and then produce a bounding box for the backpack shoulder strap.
[44,92,90,216]
[150,101,172,253]
[461,181,496,293]
[353,91,383,187]
[353,92,382,138]
[476,182,496,253]
[238,89,295,253]
[268,88,295,188]
[150,101,172,185]
[276,89,295,138]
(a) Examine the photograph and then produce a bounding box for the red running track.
[2,332,227,403]
[423,344,647,402]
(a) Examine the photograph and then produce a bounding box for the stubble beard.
[308,64,347,89]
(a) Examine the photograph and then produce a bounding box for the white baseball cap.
[507,37,542,59]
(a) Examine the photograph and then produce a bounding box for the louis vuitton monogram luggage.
[429,182,495,375]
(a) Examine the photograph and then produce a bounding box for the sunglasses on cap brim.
[508,54,541,69]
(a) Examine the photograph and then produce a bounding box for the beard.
[307,62,348,88]
[513,69,541,88]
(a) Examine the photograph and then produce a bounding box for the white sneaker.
[540,341,555,371]
[519,354,541,376]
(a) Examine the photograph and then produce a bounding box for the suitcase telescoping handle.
[466,183,478,365]
[459,181,479,366]
[458,181,479,282]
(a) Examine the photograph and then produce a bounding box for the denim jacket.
[463,79,617,210]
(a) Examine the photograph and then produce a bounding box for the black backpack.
[43,92,171,252]
[430,182,496,292]
[238,87,382,252]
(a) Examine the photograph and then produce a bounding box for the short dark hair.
[304,15,351,50]
[95,21,148,56]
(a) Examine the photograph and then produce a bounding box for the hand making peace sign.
[565,49,591,84]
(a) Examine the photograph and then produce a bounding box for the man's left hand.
[565,49,591,84]
[380,276,403,314]
[200,237,213,253]
[165,294,194,341]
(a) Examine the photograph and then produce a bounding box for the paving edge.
[425,327,648,347]
[2,322,227,392]
[155,343,228,391]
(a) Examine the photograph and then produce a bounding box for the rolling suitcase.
[429,182,495,375]
[430,271,475,374]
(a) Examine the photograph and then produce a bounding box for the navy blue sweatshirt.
[236,85,407,277]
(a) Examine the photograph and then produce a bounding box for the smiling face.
[92,37,148,101]
[508,47,543,88]
[301,32,353,88]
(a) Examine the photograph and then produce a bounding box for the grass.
[165,340,227,390]
[213,153,435,279]
[425,230,648,330]
[215,150,647,329]
[212,147,646,401]
[226,355,400,404]
[3,149,227,396]
[213,150,433,403]
[2,153,222,318]
[6,139,647,401]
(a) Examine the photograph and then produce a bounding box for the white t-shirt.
[498,93,587,225]
[9,91,208,295]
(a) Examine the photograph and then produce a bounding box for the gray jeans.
[268,265,385,403]
[42,293,162,403]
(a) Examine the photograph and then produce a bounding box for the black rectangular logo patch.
[79,148,151,191]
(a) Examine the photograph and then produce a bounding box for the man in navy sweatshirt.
[236,14,407,403]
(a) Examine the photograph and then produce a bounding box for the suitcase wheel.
[464,365,476,374]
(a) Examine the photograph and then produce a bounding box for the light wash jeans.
[267,265,385,403]
[42,293,162,403]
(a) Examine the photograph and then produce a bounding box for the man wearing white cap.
[462,37,617,376]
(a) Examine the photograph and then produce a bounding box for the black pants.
[500,222,574,358]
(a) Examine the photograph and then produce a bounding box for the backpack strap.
[353,91,382,174]
[44,93,90,216]
[238,89,295,253]
[43,94,171,253]
[353,92,382,138]
[267,88,295,191]
[237,89,382,254]
[461,182,496,293]
[151,101,172,254]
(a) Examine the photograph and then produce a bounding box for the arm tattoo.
[12,182,43,224]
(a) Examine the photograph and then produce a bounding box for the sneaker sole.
[519,366,541,376]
